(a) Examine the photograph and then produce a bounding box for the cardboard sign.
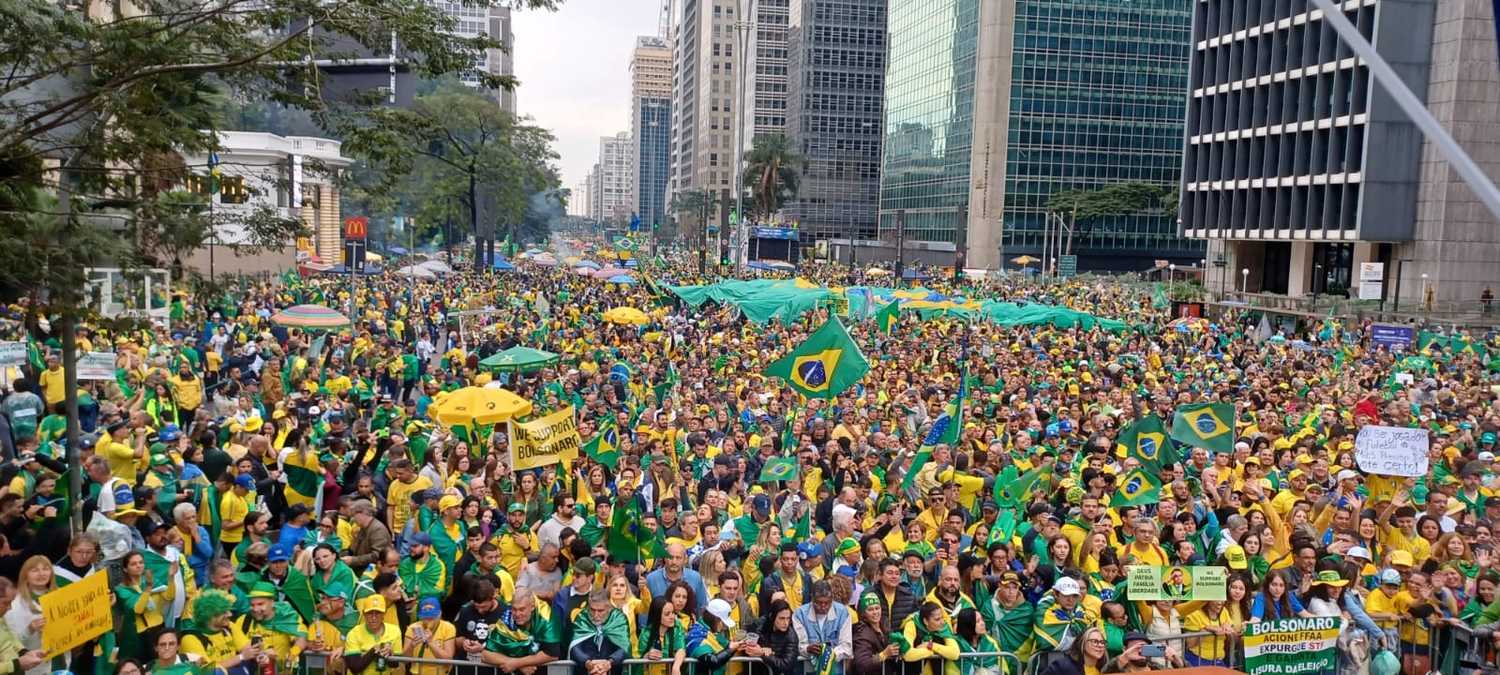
[76,351,116,380]
[509,406,581,471]
[1355,425,1430,477]
[1125,565,1227,601]
[40,570,112,657]
[1244,617,1342,675]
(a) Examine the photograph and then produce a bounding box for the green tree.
[741,134,803,221]
[1046,182,1168,253]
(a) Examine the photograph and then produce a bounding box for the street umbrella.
[574,260,602,270]
[270,304,350,330]
[607,274,636,285]
[430,386,533,426]
[479,346,560,373]
[864,268,891,277]
[1011,255,1038,267]
[602,307,650,325]
[396,265,437,279]
[532,254,559,267]
[593,266,631,279]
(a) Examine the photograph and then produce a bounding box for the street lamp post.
[1421,273,1431,312]
[1241,268,1249,295]
[731,0,755,273]
[1168,263,1177,284]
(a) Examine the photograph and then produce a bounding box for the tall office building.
[783,0,887,241]
[632,36,674,230]
[877,0,1199,271]
[435,2,515,113]
[668,0,741,209]
[744,0,790,139]
[588,164,603,222]
[1182,0,1500,304]
[571,179,590,217]
[599,132,636,227]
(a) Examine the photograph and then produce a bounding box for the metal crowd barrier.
[297,651,1022,675]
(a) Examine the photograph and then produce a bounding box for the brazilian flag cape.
[282,446,323,509]
[958,634,1003,675]
[244,600,308,638]
[1031,598,1089,653]
[485,599,560,656]
[269,566,319,623]
[397,554,448,601]
[151,662,212,675]
[569,606,632,654]
[980,595,1034,655]
[143,469,180,516]
[426,518,467,593]
[890,612,959,651]
[309,561,359,607]
[200,483,223,551]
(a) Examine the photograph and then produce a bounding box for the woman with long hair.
[755,599,801,675]
[307,544,358,606]
[515,470,548,527]
[5,556,60,675]
[640,596,687,675]
[607,574,643,654]
[851,594,898,675]
[696,550,727,600]
[114,550,174,662]
[665,580,697,630]
[899,602,960,675]
[954,608,1002,675]
[1250,570,1310,621]
[1036,626,1108,675]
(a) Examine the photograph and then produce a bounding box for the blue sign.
[1371,324,1415,351]
[629,212,641,232]
[751,226,800,240]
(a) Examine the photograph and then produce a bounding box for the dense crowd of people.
[0,239,1492,675]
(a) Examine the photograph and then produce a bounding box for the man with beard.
[925,564,976,624]
[456,579,507,672]
[307,583,359,657]
[237,581,309,672]
[791,581,852,675]
[398,532,448,602]
[985,572,1034,654]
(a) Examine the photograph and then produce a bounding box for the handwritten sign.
[1244,617,1342,675]
[40,570,112,657]
[509,405,581,471]
[0,342,24,367]
[1355,425,1430,477]
[76,351,116,381]
[1126,565,1226,601]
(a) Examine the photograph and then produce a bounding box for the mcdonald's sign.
[343,216,368,240]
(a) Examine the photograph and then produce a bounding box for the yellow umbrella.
[603,307,650,325]
[865,268,891,277]
[429,386,533,426]
[1011,255,1038,266]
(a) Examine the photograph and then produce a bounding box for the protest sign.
[40,570,112,657]
[1244,617,1342,675]
[0,342,24,367]
[1355,424,1430,477]
[1125,565,1226,601]
[77,351,117,380]
[509,405,581,471]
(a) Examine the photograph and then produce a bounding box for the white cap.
[1052,577,1082,597]
[1379,568,1402,585]
[1481,451,1496,462]
[704,598,737,628]
[1336,469,1360,483]
[1346,546,1371,560]
[308,406,321,416]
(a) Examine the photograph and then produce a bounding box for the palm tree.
[741,134,803,221]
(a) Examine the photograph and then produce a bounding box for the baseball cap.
[1336,469,1360,483]
[797,541,822,560]
[359,595,387,614]
[320,582,350,599]
[438,495,463,512]
[574,557,598,576]
[408,532,433,547]
[999,572,1021,586]
[234,474,254,489]
[1052,577,1082,596]
[268,544,292,562]
[418,597,442,619]
[1223,545,1248,570]
[704,598,737,629]
[1481,452,1496,462]
[1123,631,1149,646]
[1346,546,1372,561]
[159,424,182,442]
[1389,550,1415,567]
[508,502,526,514]
[751,494,771,515]
[1379,568,1403,586]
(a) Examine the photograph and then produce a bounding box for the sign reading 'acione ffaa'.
[1243,617,1342,675]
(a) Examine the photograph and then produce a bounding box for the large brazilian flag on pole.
[762,317,869,399]
[1169,402,1235,454]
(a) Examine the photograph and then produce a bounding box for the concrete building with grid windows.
[876,0,1201,271]
[668,0,742,208]
[434,2,515,113]
[783,0,887,242]
[1182,0,1500,305]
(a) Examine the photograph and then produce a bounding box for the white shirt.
[537,513,585,549]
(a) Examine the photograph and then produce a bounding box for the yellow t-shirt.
[38,367,65,407]
[308,618,349,653]
[1365,588,1400,629]
[219,491,251,543]
[181,625,251,668]
[387,476,433,535]
[344,621,403,675]
[1183,607,1231,661]
[106,441,138,484]
[403,620,458,675]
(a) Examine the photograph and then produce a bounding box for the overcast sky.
[513,0,661,192]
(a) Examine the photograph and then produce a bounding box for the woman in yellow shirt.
[1182,600,1236,666]
[115,550,176,662]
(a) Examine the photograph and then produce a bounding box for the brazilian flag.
[581,426,620,469]
[606,496,643,563]
[1111,467,1162,507]
[1169,402,1234,454]
[758,456,798,483]
[762,318,869,399]
[1115,414,1175,473]
[282,447,323,509]
[874,300,900,334]
[992,465,1046,509]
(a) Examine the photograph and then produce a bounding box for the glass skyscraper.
[876,0,978,244]
[877,0,1203,270]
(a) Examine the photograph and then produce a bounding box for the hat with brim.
[1313,570,1349,587]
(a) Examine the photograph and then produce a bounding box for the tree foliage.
[670,189,719,243]
[741,134,803,220]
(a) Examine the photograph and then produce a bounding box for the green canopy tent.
[479,346,561,373]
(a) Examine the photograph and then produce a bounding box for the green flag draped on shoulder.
[570,606,632,651]
[606,497,642,563]
[1169,402,1235,454]
[1115,414,1175,473]
[874,300,900,334]
[762,318,869,399]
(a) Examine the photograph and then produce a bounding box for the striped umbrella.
[271,304,351,329]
